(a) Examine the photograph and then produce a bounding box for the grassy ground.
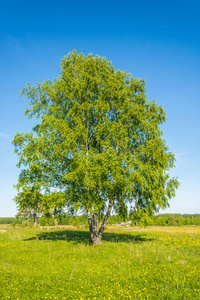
[0,226,200,299]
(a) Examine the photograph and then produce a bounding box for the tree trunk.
[54,208,58,227]
[33,213,37,228]
[54,218,58,227]
[87,197,114,245]
[98,197,114,240]
[87,212,103,245]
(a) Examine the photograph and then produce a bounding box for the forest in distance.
[1,213,200,227]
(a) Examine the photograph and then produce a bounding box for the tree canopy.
[13,50,179,244]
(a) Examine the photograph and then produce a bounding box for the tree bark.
[87,211,93,234]
[33,213,37,228]
[87,197,114,245]
[87,212,103,245]
[98,197,114,240]
[54,208,58,227]
[54,217,58,227]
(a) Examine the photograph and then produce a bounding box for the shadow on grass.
[24,229,154,245]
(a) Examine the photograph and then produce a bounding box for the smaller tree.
[14,187,42,227]
[42,192,67,227]
[15,209,33,219]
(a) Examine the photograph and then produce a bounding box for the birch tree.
[42,192,67,227]
[13,50,179,244]
[14,188,42,227]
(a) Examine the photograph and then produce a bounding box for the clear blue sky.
[0,0,199,217]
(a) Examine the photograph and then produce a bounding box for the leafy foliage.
[13,51,179,242]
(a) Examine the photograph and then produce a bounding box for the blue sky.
[0,0,199,217]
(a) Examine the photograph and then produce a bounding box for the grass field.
[0,226,200,299]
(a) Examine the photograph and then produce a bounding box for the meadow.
[0,226,200,299]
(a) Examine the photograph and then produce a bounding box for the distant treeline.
[42,213,200,226]
[0,217,23,224]
[0,217,32,224]
[109,214,200,226]
[0,214,200,226]
[152,214,200,226]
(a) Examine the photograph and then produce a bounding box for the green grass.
[0,226,200,299]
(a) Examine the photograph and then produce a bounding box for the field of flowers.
[0,226,200,299]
